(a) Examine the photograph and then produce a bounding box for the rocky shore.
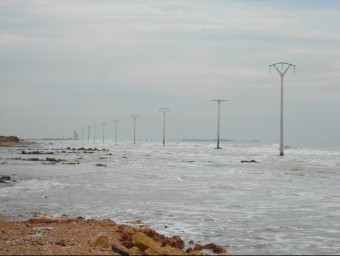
[0,213,228,255]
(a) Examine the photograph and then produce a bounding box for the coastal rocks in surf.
[0,135,19,143]
[240,159,258,163]
[0,175,11,183]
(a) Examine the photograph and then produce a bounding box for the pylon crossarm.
[271,64,282,75]
[282,64,294,76]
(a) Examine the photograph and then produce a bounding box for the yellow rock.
[189,250,203,255]
[88,233,108,248]
[144,247,166,255]
[129,246,141,255]
[131,232,159,252]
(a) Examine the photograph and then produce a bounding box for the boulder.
[240,159,258,163]
[0,136,19,143]
[144,247,166,255]
[89,233,109,248]
[131,232,161,252]
[203,243,227,254]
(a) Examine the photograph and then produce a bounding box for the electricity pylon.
[93,124,97,143]
[269,62,295,156]
[159,108,170,146]
[87,126,91,142]
[101,122,106,143]
[81,128,84,141]
[211,99,227,149]
[113,119,119,145]
[131,115,139,144]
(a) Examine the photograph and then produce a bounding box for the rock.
[131,232,161,252]
[144,246,166,255]
[129,246,141,255]
[204,217,214,222]
[0,175,10,181]
[194,244,203,251]
[130,219,143,225]
[203,243,227,254]
[27,158,40,161]
[0,136,19,143]
[89,233,109,248]
[32,212,53,219]
[55,240,66,246]
[111,245,129,256]
[189,250,203,255]
[240,159,258,163]
[95,163,107,167]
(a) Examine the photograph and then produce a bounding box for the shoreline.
[0,213,228,255]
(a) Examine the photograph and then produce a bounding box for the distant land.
[181,138,260,143]
[42,138,73,140]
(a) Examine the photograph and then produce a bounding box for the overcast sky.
[1,0,339,145]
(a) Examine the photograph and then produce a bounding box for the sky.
[1,0,340,145]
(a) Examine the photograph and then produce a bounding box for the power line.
[229,75,274,102]
[297,56,340,69]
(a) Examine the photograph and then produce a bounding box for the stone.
[203,243,227,254]
[189,250,203,255]
[144,246,166,255]
[95,163,107,167]
[194,244,203,251]
[55,240,66,246]
[131,232,160,252]
[129,246,141,255]
[89,233,109,248]
[204,217,214,222]
[0,136,19,142]
[240,159,258,163]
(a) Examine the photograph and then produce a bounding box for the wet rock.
[204,217,214,222]
[0,175,10,181]
[89,233,108,248]
[129,219,143,225]
[21,151,54,155]
[194,243,203,251]
[27,158,40,161]
[240,159,258,163]
[203,243,227,254]
[95,163,107,167]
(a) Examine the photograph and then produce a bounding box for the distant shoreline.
[182,138,260,143]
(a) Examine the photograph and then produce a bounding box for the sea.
[1,140,340,255]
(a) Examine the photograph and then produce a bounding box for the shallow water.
[1,140,340,254]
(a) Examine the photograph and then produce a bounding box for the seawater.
[1,140,340,255]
